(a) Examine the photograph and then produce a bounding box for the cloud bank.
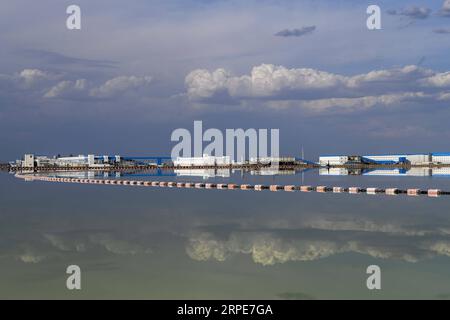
[0,68,153,101]
[185,64,450,110]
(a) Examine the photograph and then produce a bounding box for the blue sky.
[1,0,450,160]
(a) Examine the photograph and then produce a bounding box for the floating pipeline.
[13,173,450,198]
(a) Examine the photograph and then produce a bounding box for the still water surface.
[1,169,450,299]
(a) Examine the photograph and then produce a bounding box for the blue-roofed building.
[319,153,450,166]
[432,153,450,164]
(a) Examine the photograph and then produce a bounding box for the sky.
[1,0,450,161]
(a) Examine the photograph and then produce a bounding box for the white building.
[249,157,296,164]
[17,154,122,168]
[319,155,349,166]
[23,154,35,168]
[432,153,450,164]
[319,153,434,166]
[173,154,231,166]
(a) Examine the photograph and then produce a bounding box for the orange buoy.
[385,188,398,196]
[300,185,311,192]
[349,187,360,194]
[407,189,420,196]
[428,189,440,197]
[284,185,295,192]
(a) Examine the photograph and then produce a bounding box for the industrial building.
[173,155,300,167]
[432,153,450,165]
[13,154,122,169]
[173,154,232,167]
[319,155,359,166]
[249,157,297,165]
[319,153,450,166]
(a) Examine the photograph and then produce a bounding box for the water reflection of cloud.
[186,225,450,265]
[17,250,46,264]
[44,234,86,252]
[11,243,50,264]
[301,219,430,236]
[7,232,153,264]
[5,209,450,266]
[89,233,152,255]
[428,241,450,257]
[187,232,344,266]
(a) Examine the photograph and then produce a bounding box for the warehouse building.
[319,153,449,166]
[249,157,297,165]
[362,154,431,165]
[14,154,122,168]
[173,154,231,166]
[432,153,450,164]
[319,155,360,166]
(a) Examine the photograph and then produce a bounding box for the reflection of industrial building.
[320,167,450,177]
[174,168,230,179]
[44,171,123,179]
[319,153,450,166]
[433,167,450,176]
[250,168,296,176]
[319,168,354,176]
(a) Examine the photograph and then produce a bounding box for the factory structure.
[9,151,450,171]
[11,154,123,169]
[173,154,298,166]
[173,154,232,166]
[10,153,302,170]
[319,153,450,166]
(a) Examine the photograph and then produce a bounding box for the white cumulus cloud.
[90,75,153,98]
[44,79,87,99]
[42,75,153,100]
[440,0,450,16]
[185,64,450,110]
[18,69,53,87]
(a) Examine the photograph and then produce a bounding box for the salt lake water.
[1,168,450,299]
